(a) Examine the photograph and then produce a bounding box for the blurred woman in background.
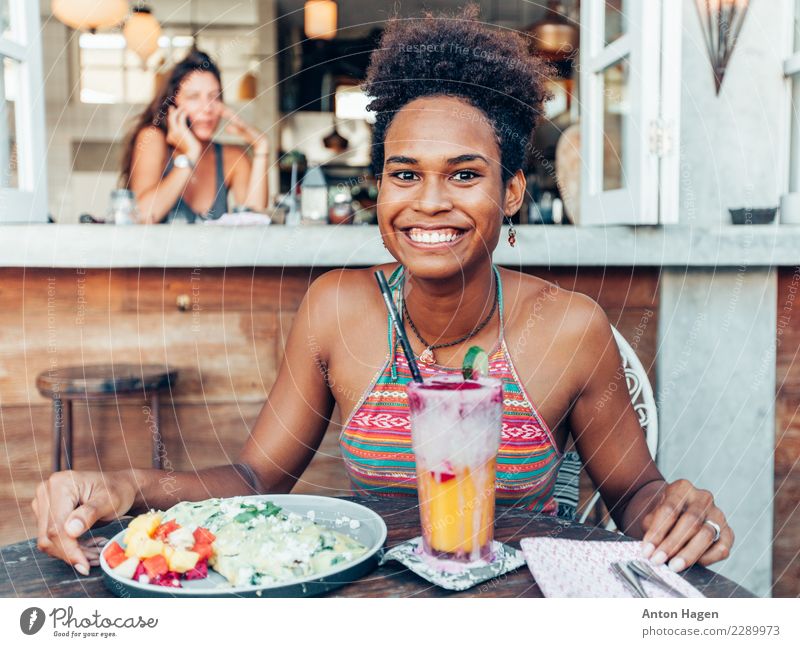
[120,50,269,223]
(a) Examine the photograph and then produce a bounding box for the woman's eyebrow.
[385,153,490,166]
[385,155,418,165]
[446,154,489,166]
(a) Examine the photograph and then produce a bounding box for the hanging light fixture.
[238,69,258,102]
[51,0,128,33]
[526,0,578,62]
[304,0,337,40]
[124,5,162,66]
[694,0,750,95]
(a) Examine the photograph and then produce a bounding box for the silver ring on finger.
[704,519,721,543]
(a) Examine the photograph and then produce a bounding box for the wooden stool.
[36,364,178,473]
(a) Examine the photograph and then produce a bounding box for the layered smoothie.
[407,375,503,561]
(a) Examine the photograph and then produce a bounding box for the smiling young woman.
[33,4,733,579]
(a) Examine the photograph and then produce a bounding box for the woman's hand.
[166,106,202,161]
[640,478,734,572]
[221,104,268,154]
[32,470,137,575]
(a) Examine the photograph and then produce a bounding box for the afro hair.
[363,3,552,182]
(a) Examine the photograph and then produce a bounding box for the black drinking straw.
[374,270,424,384]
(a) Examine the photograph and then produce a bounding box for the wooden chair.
[553,326,659,530]
[36,364,177,473]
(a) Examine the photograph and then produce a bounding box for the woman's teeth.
[407,228,463,244]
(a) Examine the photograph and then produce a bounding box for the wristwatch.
[173,154,195,170]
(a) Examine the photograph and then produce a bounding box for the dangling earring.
[506,217,517,247]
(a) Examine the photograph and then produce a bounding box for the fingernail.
[640,542,655,558]
[668,557,686,572]
[66,519,83,536]
[75,563,89,576]
[651,550,668,565]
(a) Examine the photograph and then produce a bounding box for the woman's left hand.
[640,479,734,572]
[221,104,268,154]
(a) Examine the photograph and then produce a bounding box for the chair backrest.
[553,325,659,529]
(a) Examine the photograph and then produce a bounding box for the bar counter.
[0,223,798,268]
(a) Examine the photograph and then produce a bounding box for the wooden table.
[0,496,754,598]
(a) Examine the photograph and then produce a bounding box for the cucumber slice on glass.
[462,345,489,380]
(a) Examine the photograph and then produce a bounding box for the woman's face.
[377,95,525,281]
[175,71,223,142]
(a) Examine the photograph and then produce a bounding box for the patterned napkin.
[520,537,705,598]
[381,537,525,591]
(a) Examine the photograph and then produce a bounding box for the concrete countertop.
[0,223,797,268]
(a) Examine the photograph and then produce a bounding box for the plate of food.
[99,494,387,597]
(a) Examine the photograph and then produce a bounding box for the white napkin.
[203,212,272,226]
[520,537,705,598]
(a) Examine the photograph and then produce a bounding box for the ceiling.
[276,0,550,35]
[39,1,552,33]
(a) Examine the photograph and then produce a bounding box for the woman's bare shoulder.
[501,268,609,342]
[302,264,398,334]
[134,125,167,150]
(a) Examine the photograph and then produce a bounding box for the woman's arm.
[226,145,269,211]
[566,297,734,571]
[32,274,337,573]
[222,104,270,210]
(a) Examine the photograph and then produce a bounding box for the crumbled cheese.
[349,519,361,530]
[167,526,195,551]
[306,510,316,521]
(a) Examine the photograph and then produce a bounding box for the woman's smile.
[402,225,470,249]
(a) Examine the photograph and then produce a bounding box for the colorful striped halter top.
[339,265,564,514]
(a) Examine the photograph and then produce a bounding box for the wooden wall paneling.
[773,268,800,597]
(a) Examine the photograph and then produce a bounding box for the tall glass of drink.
[407,374,503,562]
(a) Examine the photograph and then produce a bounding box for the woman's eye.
[452,170,480,182]
[391,171,418,182]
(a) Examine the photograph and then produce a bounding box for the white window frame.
[783,0,800,197]
[579,0,680,225]
[0,0,46,222]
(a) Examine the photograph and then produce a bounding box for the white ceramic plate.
[100,495,387,598]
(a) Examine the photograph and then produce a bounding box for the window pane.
[125,68,155,104]
[602,58,629,191]
[604,0,627,46]
[795,0,800,52]
[81,47,124,67]
[81,68,124,104]
[0,0,17,42]
[0,57,18,188]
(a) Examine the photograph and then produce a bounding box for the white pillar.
[657,267,776,597]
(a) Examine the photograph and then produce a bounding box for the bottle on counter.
[107,189,139,225]
[300,164,328,225]
[285,161,301,226]
[328,186,354,225]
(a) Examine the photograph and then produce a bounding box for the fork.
[627,559,688,598]
[610,561,649,597]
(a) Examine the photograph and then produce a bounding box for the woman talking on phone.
[120,50,269,223]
